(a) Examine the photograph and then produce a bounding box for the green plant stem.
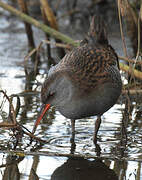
[0,1,79,47]
[119,62,142,80]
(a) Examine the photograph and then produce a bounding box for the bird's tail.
[87,15,108,45]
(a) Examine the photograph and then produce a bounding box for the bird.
[33,16,122,144]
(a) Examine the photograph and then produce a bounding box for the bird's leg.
[70,119,75,142]
[70,119,76,153]
[95,143,101,156]
[93,116,101,144]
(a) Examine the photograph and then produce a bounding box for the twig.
[24,42,43,64]
[135,14,141,64]
[57,8,80,20]
[40,0,65,59]
[22,129,47,143]
[17,123,46,143]
[17,0,36,52]
[43,40,72,49]
[122,89,142,95]
[23,40,71,68]
[40,0,58,30]
[41,7,53,66]
[1,149,142,162]
[118,56,142,65]
[0,91,47,143]
[0,90,17,124]
[117,0,128,57]
[0,122,47,143]
[119,62,142,80]
[10,94,21,118]
[0,123,17,128]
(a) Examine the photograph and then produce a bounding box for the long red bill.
[32,104,51,134]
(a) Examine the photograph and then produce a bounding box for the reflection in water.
[0,154,40,180]
[51,157,118,180]
[1,155,24,180]
[28,155,39,180]
[0,153,141,179]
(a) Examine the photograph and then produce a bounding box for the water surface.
[0,1,142,179]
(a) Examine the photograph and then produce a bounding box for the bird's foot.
[70,141,76,154]
[94,143,101,156]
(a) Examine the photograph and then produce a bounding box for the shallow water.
[0,1,142,180]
